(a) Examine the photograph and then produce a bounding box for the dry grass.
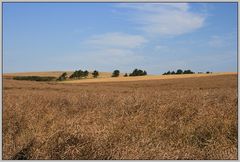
[3,71,121,79]
[61,72,236,84]
[3,71,68,78]
[3,74,237,160]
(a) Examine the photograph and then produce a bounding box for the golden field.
[61,72,236,84]
[3,71,124,79]
[3,73,238,159]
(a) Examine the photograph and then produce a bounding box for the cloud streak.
[118,3,206,36]
[67,32,148,71]
[84,32,147,49]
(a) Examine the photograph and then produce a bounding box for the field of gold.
[61,72,236,84]
[3,71,122,79]
[3,74,237,159]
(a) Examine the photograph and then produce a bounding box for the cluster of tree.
[13,76,57,81]
[69,70,89,79]
[57,69,99,81]
[163,69,194,75]
[111,69,147,77]
[129,69,147,76]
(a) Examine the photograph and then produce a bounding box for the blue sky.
[3,2,237,74]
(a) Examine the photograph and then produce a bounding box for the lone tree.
[57,72,67,81]
[112,70,120,77]
[124,73,128,77]
[143,70,147,75]
[92,70,99,78]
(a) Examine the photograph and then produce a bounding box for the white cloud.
[118,3,189,12]
[118,3,206,36]
[84,32,147,49]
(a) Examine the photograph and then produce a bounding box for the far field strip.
[61,72,237,84]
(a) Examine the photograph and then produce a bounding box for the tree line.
[57,70,99,81]
[112,69,147,77]
[57,68,213,81]
[57,68,148,81]
[163,69,212,75]
[12,68,213,82]
[163,69,194,75]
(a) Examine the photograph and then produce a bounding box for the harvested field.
[3,71,123,79]
[61,72,236,84]
[3,71,67,78]
[3,74,238,160]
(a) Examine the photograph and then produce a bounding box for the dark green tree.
[183,70,194,74]
[92,70,99,78]
[57,72,67,81]
[131,69,139,76]
[129,69,147,76]
[112,70,120,77]
[176,69,183,74]
[166,71,171,75]
[124,73,128,77]
[143,70,147,75]
[83,70,89,78]
[138,69,143,76]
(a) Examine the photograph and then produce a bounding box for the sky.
[3,2,238,74]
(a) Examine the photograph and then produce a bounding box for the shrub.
[13,76,56,81]
[112,70,120,77]
[124,73,128,77]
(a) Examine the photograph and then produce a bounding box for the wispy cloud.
[61,32,148,71]
[84,32,147,49]
[117,3,206,36]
